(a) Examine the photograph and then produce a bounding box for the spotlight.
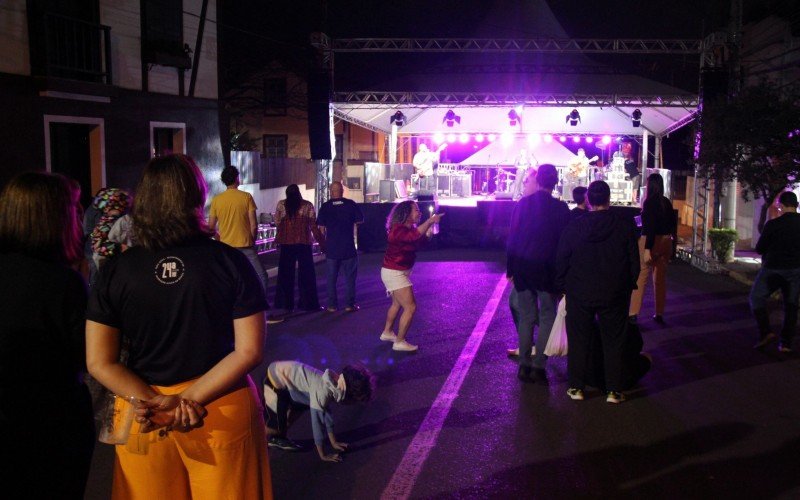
[390,110,406,127]
[487,134,497,142]
[458,133,469,144]
[475,133,485,142]
[631,109,642,128]
[508,109,521,127]
[443,109,461,127]
[433,132,445,144]
[566,108,581,126]
[572,136,581,143]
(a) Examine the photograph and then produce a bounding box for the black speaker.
[308,70,332,159]
[379,179,396,202]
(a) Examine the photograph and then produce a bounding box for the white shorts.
[381,267,413,294]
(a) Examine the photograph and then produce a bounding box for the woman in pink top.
[378,201,444,351]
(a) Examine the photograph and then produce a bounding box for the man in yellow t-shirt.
[209,166,283,323]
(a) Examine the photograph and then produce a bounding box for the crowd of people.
[3,151,796,497]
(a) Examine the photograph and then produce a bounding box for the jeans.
[238,247,270,307]
[749,266,800,343]
[509,287,558,369]
[326,256,358,308]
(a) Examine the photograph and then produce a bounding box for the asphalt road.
[84,248,800,499]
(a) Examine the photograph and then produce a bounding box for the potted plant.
[708,228,738,263]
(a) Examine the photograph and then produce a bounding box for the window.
[141,0,191,69]
[263,78,288,116]
[263,135,288,159]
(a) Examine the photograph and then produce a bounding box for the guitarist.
[412,143,447,195]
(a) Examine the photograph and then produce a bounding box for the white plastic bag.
[544,298,568,356]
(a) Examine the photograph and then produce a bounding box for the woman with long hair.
[0,172,94,499]
[85,154,272,498]
[629,173,677,324]
[379,200,444,351]
[274,184,326,311]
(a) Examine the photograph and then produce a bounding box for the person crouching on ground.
[263,361,376,462]
[378,201,444,352]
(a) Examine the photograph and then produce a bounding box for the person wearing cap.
[751,191,800,353]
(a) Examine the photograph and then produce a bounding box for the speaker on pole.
[308,70,332,160]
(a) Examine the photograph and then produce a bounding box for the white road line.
[381,275,509,500]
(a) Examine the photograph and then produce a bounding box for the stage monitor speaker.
[308,70,332,159]
[379,179,396,202]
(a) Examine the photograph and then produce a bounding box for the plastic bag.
[544,298,568,356]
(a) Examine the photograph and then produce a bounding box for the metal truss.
[334,92,699,108]
[332,38,703,54]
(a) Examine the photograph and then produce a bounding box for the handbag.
[544,298,568,356]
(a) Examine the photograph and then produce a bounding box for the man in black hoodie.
[507,164,570,383]
[555,181,640,403]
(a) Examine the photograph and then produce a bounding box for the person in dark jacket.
[555,180,640,403]
[750,191,800,352]
[507,164,570,383]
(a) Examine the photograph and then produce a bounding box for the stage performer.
[412,143,446,195]
[564,148,598,200]
[378,200,444,352]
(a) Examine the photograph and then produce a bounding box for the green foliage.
[708,228,738,261]
[229,130,259,151]
[694,82,800,204]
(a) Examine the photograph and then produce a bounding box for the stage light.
[475,133,485,142]
[601,135,612,145]
[559,136,567,143]
[543,134,553,143]
[566,109,581,126]
[508,109,521,127]
[447,133,457,143]
[572,136,581,143]
[390,110,406,127]
[487,133,497,142]
[443,109,461,127]
[631,109,642,128]
[458,133,469,144]
[433,132,445,144]
[586,136,594,143]
[501,132,513,147]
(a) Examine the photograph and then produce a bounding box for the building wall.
[0,0,218,99]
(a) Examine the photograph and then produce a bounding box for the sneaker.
[345,305,360,312]
[268,436,302,451]
[778,342,793,353]
[567,388,585,401]
[266,314,285,325]
[606,391,626,404]
[392,340,419,352]
[506,347,536,357]
[753,332,778,349]
[379,331,397,342]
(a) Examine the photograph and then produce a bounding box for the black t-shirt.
[86,237,267,386]
[316,197,364,259]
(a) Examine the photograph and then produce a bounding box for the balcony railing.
[43,13,112,84]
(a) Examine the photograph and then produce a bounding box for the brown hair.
[132,154,212,251]
[0,171,83,264]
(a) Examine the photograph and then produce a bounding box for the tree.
[694,82,800,231]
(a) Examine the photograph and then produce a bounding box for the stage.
[355,195,642,253]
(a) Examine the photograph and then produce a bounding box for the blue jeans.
[749,266,800,342]
[326,256,358,308]
[509,287,558,369]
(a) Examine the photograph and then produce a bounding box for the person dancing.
[629,173,676,325]
[378,201,444,352]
